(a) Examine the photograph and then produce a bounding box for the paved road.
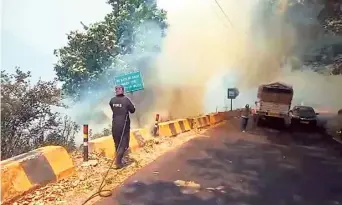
[96,119,342,205]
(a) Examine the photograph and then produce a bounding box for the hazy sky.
[2,0,112,82]
[1,0,176,83]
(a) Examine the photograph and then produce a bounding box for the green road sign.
[114,71,144,93]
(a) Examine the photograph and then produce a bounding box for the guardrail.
[88,128,152,158]
[1,146,75,204]
[0,110,240,204]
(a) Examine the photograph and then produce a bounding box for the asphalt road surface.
[96,118,342,205]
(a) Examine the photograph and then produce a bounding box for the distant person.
[241,104,251,132]
[109,85,135,169]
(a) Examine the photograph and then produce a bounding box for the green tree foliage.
[1,68,78,160]
[89,126,112,140]
[332,55,342,75]
[275,0,342,75]
[54,0,167,100]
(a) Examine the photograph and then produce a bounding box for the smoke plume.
[155,0,342,113]
[70,0,342,144]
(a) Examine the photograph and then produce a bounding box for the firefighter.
[241,104,251,132]
[109,85,135,169]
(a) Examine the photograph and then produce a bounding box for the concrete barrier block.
[88,128,152,158]
[130,128,152,152]
[191,116,210,129]
[207,113,215,125]
[158,120,177,137]
[177,119,192,133]
[158,119,191,137]
[0,146,74,204]
[217,110,241,120]
[88,136,114,158]
[208,113,221,125]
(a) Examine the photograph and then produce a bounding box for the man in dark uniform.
[109,85,135,169]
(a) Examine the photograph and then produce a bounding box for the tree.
[90,126,112,140]
[332,55,342,75]
[268,0,342,74]
[53,0,167,100]
[1,68,78,160]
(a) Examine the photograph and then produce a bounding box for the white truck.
[254,82,294,126]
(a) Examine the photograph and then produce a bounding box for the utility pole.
[80,21,88,30]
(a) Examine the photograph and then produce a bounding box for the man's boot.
[114,152,124,169]
[114,157,123,169]
[114,163,123,169]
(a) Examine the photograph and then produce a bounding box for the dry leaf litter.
[10,125,218,205]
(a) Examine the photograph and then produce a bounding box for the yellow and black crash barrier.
[88,128,152,158]
[0,146,75,204]
[157,119,192,137]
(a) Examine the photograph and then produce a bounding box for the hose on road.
[82,115,128,205]
[81,157,118,205]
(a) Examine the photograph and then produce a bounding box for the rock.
[186,181,201,189]
[79,174,86,181]
[72,180,80,187]
[174,180,201,189]
[174,180,186,187]
[216,185,225,190]
[180,187,199,194]
[81,160,98,167]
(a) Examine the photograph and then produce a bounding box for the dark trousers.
[112,121,130,165]
[241,117,249,131]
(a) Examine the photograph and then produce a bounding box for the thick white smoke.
[155,0,342,113]
[69,0,342,145]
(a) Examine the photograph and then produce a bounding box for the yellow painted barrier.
[88,128,152,158]
[158,119,191,137]
[88,136,114,158]
[207,113,223,125]
[190,115,211,129]
[215,110,242,121]
[0,109,243,204]
[0,146,74,204]
[218,112,226,120]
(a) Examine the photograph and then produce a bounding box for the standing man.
[109,85,135,169]
[241,104,251,132]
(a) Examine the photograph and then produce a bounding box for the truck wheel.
[256,117,263,127]
[252,115,256,124]
[252,115,259,127]
[280,118,286,130]
[290,121,297,132]
[284,116,291,128]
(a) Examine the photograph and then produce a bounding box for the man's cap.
[115,85,124,89]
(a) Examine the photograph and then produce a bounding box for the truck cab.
[254,82,294,126]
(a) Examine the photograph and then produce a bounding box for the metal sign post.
[227,88,239,111]
[83,124,89,162]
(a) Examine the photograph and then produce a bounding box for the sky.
[2,0,341,145]
[1,0,176,83]
[1,0,112,82]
